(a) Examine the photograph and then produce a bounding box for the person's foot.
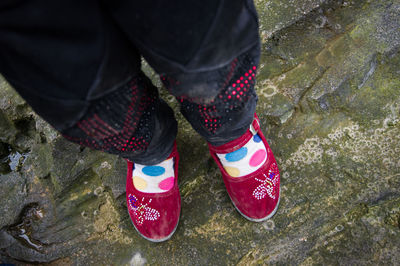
[208,114,280,221]
[125,142,181,242]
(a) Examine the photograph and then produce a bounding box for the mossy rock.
[1,0,399,264]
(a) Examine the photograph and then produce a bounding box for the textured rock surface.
[1,0,399,264]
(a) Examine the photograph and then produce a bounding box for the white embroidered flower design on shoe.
[252,163,279,200]
[128,194,160,226]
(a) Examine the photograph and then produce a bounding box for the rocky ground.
[1,0,399,265]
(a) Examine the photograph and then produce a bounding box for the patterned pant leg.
[161,46,259,146]
[62,74,177,164]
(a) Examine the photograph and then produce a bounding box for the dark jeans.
[0,0,260,164]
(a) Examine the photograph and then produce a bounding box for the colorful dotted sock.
[132,158,175,193]
[216,134,267,177]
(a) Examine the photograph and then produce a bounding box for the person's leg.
[105,0,260,145]
[61,74,177,165]
[0,0,177,164]
[167,45,259,146]
[108,0,280,221]
[171,45,280,222]
[0,0,182,242]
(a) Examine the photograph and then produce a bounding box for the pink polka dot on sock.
[249,149,267,167]
[158,177,174,191]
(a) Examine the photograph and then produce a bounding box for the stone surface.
[1,0,399,264]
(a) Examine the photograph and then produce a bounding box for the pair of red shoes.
[126,114,280,242]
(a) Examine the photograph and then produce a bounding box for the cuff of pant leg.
[123,99,178,165]
[203,97,257,147]
[124,136,175,165]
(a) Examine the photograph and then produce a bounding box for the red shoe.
[126,142,181,242]
[208,114,280,221]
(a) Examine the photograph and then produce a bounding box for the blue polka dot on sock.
[253,134,262,143]
[225,147,248,162]
[142,166,165,176]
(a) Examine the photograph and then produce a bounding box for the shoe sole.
[230,189,281,222]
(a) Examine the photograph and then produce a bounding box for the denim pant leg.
[111,0,262,146]
[163,44,260,146]
[0,1,178,165]
[61,73,178,165]
[1,0,260,163]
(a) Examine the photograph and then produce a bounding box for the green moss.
[25,144,53,179]
[345,203,369,222]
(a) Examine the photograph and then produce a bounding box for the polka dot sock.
[132,158,175,193]
[216,134,267,177]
